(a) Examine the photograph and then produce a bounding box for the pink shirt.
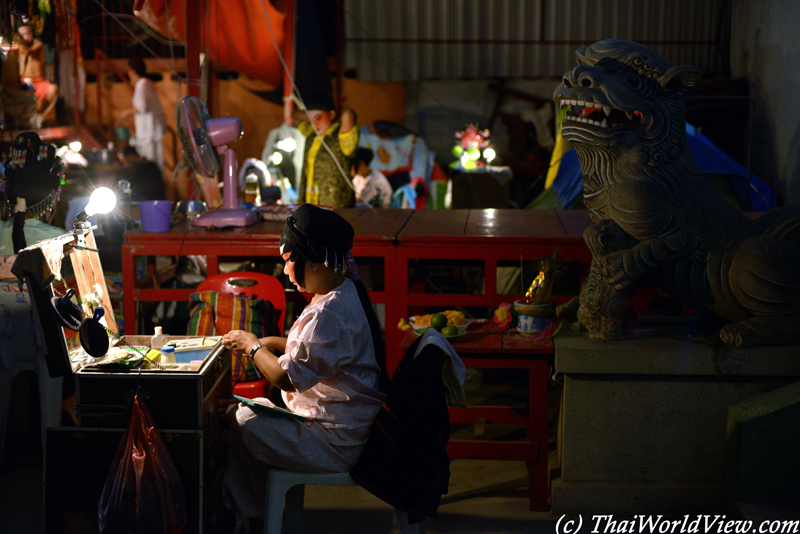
[278,278,385,446]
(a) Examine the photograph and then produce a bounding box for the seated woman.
[219,204,388,520]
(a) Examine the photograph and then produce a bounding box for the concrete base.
[726,381,800,505]
[552,316,800,516]
[551,479,722,516]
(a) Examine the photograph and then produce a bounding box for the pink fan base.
[189,125,259,228]
[191,207,259,228]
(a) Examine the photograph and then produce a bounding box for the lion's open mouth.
[558,98,643,129]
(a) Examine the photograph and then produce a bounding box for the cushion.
[186,291,274,383]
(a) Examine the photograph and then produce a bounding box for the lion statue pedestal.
[552,316,800,515]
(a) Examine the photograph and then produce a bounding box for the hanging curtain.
[133,0,286,87]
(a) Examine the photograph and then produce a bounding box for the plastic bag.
[98,395,187,533]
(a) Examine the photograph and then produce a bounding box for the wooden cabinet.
[14,230,233,532]
[44,341,232,533]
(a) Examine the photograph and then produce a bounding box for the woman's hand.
[340,108,357,133]
[221,330,260,355]
[223,331,294,392]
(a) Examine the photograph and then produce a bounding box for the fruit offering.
[410,310,467,328]
[430,313,448,331]
[441,325,459,337]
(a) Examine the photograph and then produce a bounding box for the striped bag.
[186,291,274,382]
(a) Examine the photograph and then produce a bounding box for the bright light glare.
[56,145,88,166]
[271,151,283,165]
[484,148,496,162]
[277,138,296,152]
[85,187,117,216]
[69,141,82,152]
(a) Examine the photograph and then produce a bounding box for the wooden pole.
[282,0,296,123]
[185,0,203,98]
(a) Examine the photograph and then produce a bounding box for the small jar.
[160,345,176,364]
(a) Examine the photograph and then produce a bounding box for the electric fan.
[177,96,259,227]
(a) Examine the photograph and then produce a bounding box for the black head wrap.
[280,204,353,271]
[282,204,388,392]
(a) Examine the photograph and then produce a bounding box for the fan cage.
[177,96,220,178]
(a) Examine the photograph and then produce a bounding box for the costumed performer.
[294,93,359,208]
[15,23,59,127]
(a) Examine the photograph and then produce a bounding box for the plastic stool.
[263,469,425,534]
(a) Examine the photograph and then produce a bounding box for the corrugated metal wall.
[343,0,730,81]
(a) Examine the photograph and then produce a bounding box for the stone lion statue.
[554,39,800,347]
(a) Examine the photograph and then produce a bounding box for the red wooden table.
[401,319,553,511]
[122,209,593,371]
[121,209,413,337]
[390,209,591,371]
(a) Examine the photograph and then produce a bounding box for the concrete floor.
[0,369,559,534]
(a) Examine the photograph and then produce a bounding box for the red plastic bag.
[98,395,187,534]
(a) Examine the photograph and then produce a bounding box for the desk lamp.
[73,186,116,249]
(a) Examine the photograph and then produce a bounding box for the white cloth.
[11,232,74,286]
[223,278,386,518]
[131,77,167,171]
[353,168,393,208]
[414,328,467,408]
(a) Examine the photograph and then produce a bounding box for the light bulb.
[277,138,296,152]
[69,141,82,152]
[85,187,117,216]
[484,148,496,162]
[271,151,283,165]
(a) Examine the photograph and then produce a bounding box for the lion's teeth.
[585,102,596,109]
[603,106,612,116]
[625,111,634,120]
[600,118,608,128]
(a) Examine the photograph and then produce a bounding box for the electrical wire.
[79,13,185,47]
[259,0,356,192]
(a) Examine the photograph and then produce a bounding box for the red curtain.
[133,0,286,86]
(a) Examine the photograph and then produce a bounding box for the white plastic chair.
[263,469,426,534]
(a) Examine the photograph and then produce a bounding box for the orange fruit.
[430,313,448,331]
[442,325,459,337]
